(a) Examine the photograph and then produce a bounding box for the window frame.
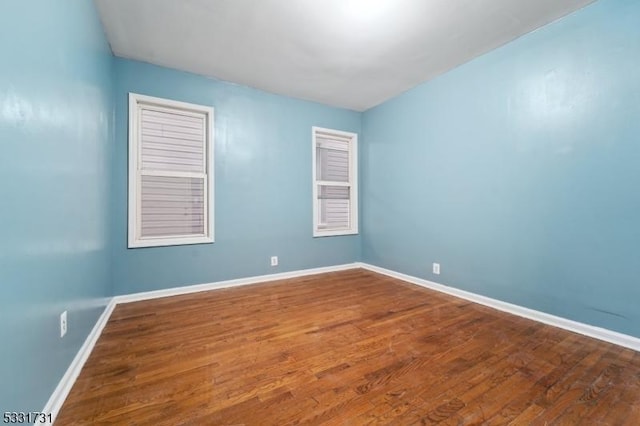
[128,93,215,248]
[312,126,359,237]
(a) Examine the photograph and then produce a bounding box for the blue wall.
[0,0,113,413]
[362,0,640,337]
[112,59,361,295]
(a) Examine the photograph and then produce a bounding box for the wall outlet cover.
[60,311,68,338]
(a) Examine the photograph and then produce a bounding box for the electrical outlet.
[271,256,278,267]
[60,311,67,338]
[432,263,440,275]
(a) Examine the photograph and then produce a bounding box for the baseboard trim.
[357,262,640,352]
[41,261,639,423]
[38,298,116,425]
[40,263,360,424]
[113,263,360,305]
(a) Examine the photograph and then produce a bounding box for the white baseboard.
[39,263,360,423]
[357,262,640,352]
[41,261,640,424]
[113,263,359,304]
[38,298,116,425]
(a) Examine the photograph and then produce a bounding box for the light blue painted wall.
[0,0,113,413]
[362,0,640,337]
[112,59,361,295]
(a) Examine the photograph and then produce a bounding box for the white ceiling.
[95,0,595,111]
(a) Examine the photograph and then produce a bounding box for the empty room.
[2,0,640,424]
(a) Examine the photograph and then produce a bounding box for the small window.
[312,126,358,237]
[128,93,214,248]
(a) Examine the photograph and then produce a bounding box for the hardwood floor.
[56,269,640,425]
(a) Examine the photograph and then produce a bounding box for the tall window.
[128,93,214,248]
[312,127,358,237]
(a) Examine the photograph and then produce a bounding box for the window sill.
[128,236,214,248]
[313,229,359,238]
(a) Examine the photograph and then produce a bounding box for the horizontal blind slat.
[316,137,349,151]
[142,200,204,208]
[142,127,203,142]
[142,108,204,124]
[142,110,204,130]
[141,227,205,237]
[142,148,202,161]
[142,207,203,215]
[142,220,204,228]
[142,187,204,197]
[142,161,203,173]
[142,143,203,156]
[141,120,203,135]
[142,154,203,166]
[142,135,204,150]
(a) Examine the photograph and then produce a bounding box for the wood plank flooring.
[56,269,640,425]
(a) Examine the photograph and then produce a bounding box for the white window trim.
[128,93,215,248]
[312,126,358,237]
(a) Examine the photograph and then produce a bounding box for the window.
[128,93,214,248]
[312,126,358,237]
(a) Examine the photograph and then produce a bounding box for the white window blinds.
[313,127,358,237]
[140,109,205,173]
[129,94,214,248]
